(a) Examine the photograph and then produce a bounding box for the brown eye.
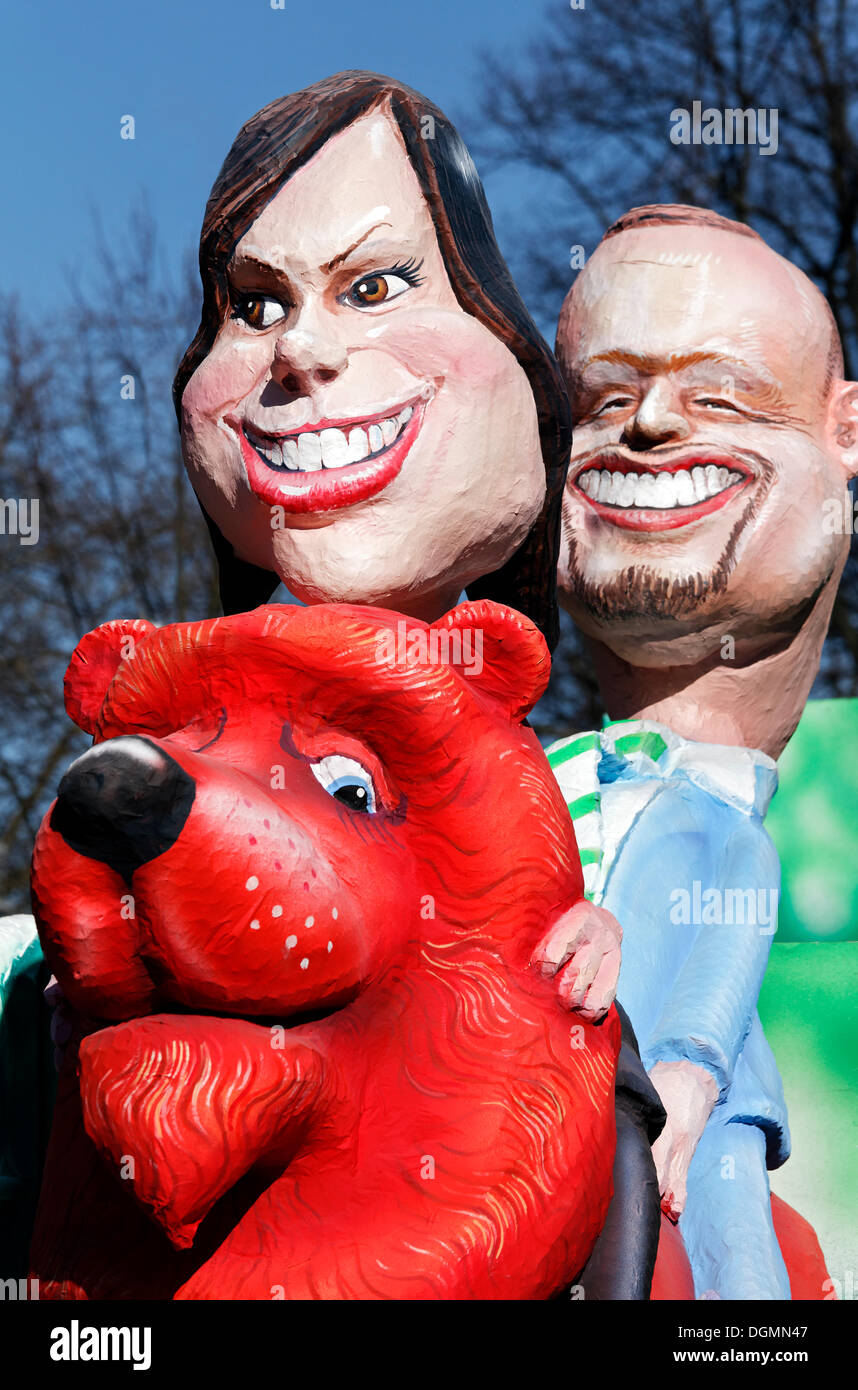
[233,295,288,329]
[243,298,266,327]
[342,264,423,310]
[353,275,393,304]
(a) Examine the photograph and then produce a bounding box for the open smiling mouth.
[573,456,752,532]
[228,398,424,515]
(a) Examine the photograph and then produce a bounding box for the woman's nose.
[271,323,349,393]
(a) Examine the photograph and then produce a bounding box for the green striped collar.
[547,719,778,901]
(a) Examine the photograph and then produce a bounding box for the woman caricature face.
[181,109,546,618]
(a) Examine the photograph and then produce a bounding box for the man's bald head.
[558,204,843,402]
[554,202,858,664]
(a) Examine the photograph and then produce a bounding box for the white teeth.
[651,473,675,508]
[674,470,695,506]
[577,464,745,510]
[608,472,625,505]
[635,473,658,506]
[347,427,369,462]
[618,472,638,508]
[297,432,323,471]
[247,406,413,473]
[319,427,349,469]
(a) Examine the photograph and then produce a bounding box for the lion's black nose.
[50,737,196,879]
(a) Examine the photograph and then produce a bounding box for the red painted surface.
[651,1199,834,1300]
[30,601,619,1300]
[650,1214,695,1300]
[771,1194,834,1301]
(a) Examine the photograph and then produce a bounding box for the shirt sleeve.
[643,815,780,1095]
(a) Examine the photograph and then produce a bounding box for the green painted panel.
[759,942,857,1290]
[768,698,858,942]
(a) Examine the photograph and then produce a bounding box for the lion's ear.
[431,600,550,723]
[64,619,157,734]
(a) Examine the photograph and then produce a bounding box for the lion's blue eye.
[310,754,376,813]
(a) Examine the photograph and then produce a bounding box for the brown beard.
[563,492,758,625]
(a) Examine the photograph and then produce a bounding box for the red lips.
[572,455,752,532]
[229,404,423,515]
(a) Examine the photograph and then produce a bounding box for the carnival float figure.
[30,600,623,1300]
[26,74,662,1300]
[552,204,855,1298]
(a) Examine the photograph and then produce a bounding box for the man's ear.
[64,618,157,735]
[828,381,858,479]
[432,600,550,723]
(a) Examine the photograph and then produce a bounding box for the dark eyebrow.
[584,349,733,373]
[322,220,393,273]
[582,349,783,392]
[228,220,395,284]
[227,251,287,284]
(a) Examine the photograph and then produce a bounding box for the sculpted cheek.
[362,307,517,390]
[183,339,268,421]
[363,306,543,496]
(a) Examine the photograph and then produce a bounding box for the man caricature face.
[180,109,545,617]
[556,224,858,662]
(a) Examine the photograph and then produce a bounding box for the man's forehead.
[573,226,819,334]
[565,233,825,382]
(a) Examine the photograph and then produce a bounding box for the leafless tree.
[0,205,217,910]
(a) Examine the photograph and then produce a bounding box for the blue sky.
[2,0,552,313]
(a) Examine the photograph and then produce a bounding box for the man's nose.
[621,381,691,449]
[50,737,196,879]
[270,311,349,394]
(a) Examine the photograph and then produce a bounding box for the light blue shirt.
[548,720,789,1167]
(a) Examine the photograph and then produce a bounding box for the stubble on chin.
[561,491,760,625]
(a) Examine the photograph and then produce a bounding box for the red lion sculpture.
[30,600,621,1300]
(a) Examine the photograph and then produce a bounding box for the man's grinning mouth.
[245,404,414,473]
[577,464,745,510]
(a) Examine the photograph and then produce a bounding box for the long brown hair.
[174,71,572,648]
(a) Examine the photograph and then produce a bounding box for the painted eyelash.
[228,257,426,323]
[356,257,426,288]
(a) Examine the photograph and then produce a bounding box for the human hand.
[649,1059,720,1221]
[530,899,622,1021]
